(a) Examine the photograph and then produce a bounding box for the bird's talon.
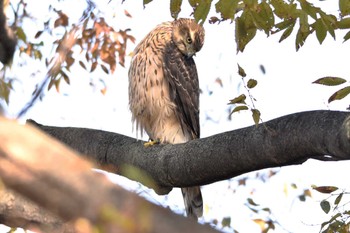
[144,139,160,147]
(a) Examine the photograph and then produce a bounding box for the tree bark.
[0,117,219,233]
[29,110,350,193]
[0,189,73,233]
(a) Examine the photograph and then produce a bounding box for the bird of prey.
[128,18,205,220]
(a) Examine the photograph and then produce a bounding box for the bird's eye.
[186,37,192,44]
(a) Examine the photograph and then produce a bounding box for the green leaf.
[320,200,331,214]
[247,198,259,206]
[313,186,339,194]
[334,193,343,206]
[328,86,350,103]
[229,94,246,104]
[320,12,337,40]
[34,50,43,60]
[235,10,257,52]
[296,27,310,51]
[299,195,306,202]
[247,79,257,88]
[312,77,346,86]
[329,213,342,222]
[16,27,27,43]
[250,7,271,35]
[143,0,152,7]
[270,0,288,18]
[170,0,183,19]
[300,0,318,20]
[321,220,330,230]
[193,0,211,24]
[221,217,231,228]
[296,12,311,50]
[275,19,295,31]
[252,108,260,126]
[189,0,199,7]
[344,30,350,42]
[0,80,12,104]
[340,0,350,16]
[259,1,275,33]
[237,64,246,77]
[337,18,350,29]
[230,105,249,114]
[314,19,327,44]
[215,0,239,21]
[279,21,295,42]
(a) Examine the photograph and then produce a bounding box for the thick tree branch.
[29,110,350,193]
[0,117,219,233]
[0,189,73,233]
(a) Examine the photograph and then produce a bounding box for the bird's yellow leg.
[144,138,160,147]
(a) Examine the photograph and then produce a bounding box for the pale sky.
[3,0,350,232]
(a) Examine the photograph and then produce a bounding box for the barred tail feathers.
[181,186,203,220]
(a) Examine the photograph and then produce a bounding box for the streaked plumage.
[128,18,205,219]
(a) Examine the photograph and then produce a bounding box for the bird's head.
[172,18,205,57]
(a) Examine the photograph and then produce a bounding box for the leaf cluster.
[142,0,350,52]
[41,10,135,92]
[313,186,350,233]
[1,1,135,102]
[313,77,350,104]
[228,64,261,126]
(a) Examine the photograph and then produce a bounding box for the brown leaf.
[101,64,109,74]
[54,11,69,27]
[313,186,338,194]
[59,12,69,26]
[127,35,136,44]
[34,31,43,39]
[90,62,98,72]
[54,78,61,93]
[90,40,100,54]
[79,61,86,70]
[65,53,74,68]
[124,9,132,18]
[215,78,223,87]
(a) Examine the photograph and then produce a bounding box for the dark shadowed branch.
[29,110,350,194]
[0,0,17,65]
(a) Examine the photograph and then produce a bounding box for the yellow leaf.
[100,87,107,95]
[253,219,267,231]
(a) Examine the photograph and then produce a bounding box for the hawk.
[128,18,205,219]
